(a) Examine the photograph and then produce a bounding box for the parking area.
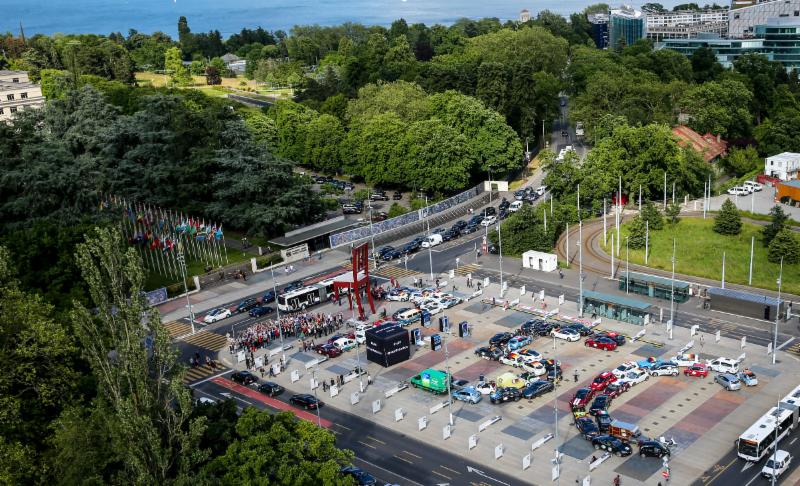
[217,274,800,485]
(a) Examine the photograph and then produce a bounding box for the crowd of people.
[232,311,347,354]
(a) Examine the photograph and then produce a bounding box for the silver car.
[715,373,741,391]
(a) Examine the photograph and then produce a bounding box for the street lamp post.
[348,311,365,393]
[669,238,676,340]
[625,236,629,294]
[312,363,322,427]
[444,331,454,426]
[425,197,435,284]
[176,249,195,334]
[270,265,287,366]
[578,220,583,317]
[773,257,784,366]
[497,224,504,296]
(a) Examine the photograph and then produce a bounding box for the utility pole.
[645,220,649,265]
[669,238,676,340]
[721,252,726,289]
[444,331,455,426]
[177,248,195,334]
[498,224,504,294]
[603,198,607,245]
[270,265,287,366]
[748,236,754,286]
[611,234,615,279]
[579,220,584,316]
[425,196,434,283]
[367,199,377,270]
[625,236,630,294]
[663,171,667,210]
[773,257,783,366]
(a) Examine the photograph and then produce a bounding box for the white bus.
[276,273,350,312]
[737,406,795,461]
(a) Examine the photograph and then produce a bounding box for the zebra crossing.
[183,363,228,384]
[786,342,800,357]
[180,330,230,351]
[341,261,421,280]
[453,263,482,276]
[164,320,193,338]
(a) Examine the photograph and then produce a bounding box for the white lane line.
[790,437,797,445]
[189,368,234,387]
[352,457,424,486]
[778,337,795,350]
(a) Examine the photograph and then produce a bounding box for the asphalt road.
[193,377,522,486]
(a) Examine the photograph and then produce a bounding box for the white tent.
[522,250,557,272]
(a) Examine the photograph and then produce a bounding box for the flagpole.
[220,226,229,265]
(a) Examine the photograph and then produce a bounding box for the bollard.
[418,416,427,431]
[716,330,721,343]
[522,453,531,470]
[372,399,381,414]
[291,370,300,383]
[443,424,451,440]
[350,392,359,405]
[330,385,339,398]
[479,415,502,432]
[468,434,477,450]
[495,444,504,460]
[394,408,404,422]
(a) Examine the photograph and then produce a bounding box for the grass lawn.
[142,247,254,293]
[601,218,800,296]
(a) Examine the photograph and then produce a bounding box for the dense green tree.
[272,100,317,162]
[665,201,681,224]
[387,203,408,218]
[164,46,192,86]
[205,65,222,85]
[733,53,787,124]
[346,80,431,122]
[754,109,800,155]
[304,114,345,173]
[542,149,581,197]
[681,80,753,139]
[768,229,800,264]
[242,111,278,148]
[713,199,742,235]
[381,36,418,81]
[690,46,723,83]
[464,26,569,76]
[402,118,472,192]
[763,205,788,246]
[492,205,554,255]
[628,216,647,249]
[345,112,407,185]
[723,146,761,177]
[641,202,664,231]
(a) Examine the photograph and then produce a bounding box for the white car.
[612,361,640,379]
[535,186,547,196]
[354,330,366,344]
[386,290,410,302]
[500,353,524,367]
[509,201,523,212]
[203,307,232,323]
[744,180,763,192]
[762,450,792,480]
[649,364,680,377]
[618,369,650,386]
[333,338,357,351]
[475,382,496,395]
[521,361,547,376]
[707,357,739,374]
[671,353,701,367]
[481,215,497,226]
[421,301,444,315]
[727,186,749,196]
[552,328,581,342]
[439,296,462,308]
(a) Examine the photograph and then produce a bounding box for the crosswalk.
[341,262,421,280]
[453,263,482,276]
[183,363,228,384]
[181,330,229,351]
[164,320,193,338]
[786,342,800,357]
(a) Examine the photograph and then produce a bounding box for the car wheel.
[672,371,678,376]
[615,451,622,457]
[594,444,601,450]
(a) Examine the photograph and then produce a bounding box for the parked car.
[602,381,631,398]
[684,363,709,378]
[565,323,593,336]
[738,369,759,386]
[576,417,601,439]
[203,307,231,323]
[257,381,284,397]
[618,369,649,386]
[639,440,671,458]
[612,361,639,379]
[490,387,522,404]
[636,357,675,370]
[489,332,514,346]
[249,306,274,317]
[378,246,395,257]
[649,363,679,376]
[261,290,276,303]
[715,373,742,391]
[284,280,304,293]
[534,321,558,336]
[382,249,402,261]
[333,337,357,352]
[522,380,554,399]
[585,337,618,351]
[762,450,792,480]
[590,372,617,392]
[589,394,613,416]
[461,224,479,236]
[481,215,497,226]
[521,361,547,376]
[341,465,377,486]
[596,412,613,432]
[727,186,749,196]
[392,191,403,200]
[707,357,740,374]
[509,200,524,212]
[370,192,389,201]
[475,381,497,395]
[552,327,581,342]
[743,180,763,192]
[231,370,257,386]
[594,332,626,346]
[571,388,595,409]
[386,288,410,301]
[592,435,633,456]
[671,353,701,367]
[453,386,482,404]
[507,335,532,350]
[475,346,503,361]
[499,199,510,211]
[314,343,343,358]
[289,394,323,410]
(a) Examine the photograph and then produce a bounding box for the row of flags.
[99,195,229,279]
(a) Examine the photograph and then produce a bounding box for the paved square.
[495,313,530,328]
[632,343,670,358]
[615,454,664,481]
[501,424,536,440]
[749,364,781,377]
[290,352,317,363]
[326,364,351,375]
[464,302,490,314]
[454,408,484,422]
[560,435,595,460]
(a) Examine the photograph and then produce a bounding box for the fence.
[329,184,484,248]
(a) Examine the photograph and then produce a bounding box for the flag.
[214,226,223,240]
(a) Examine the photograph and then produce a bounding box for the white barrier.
[430,400,449,415]
[538,290,545,301]
[350,392,359,405]
[384,383,409,398]
[768,342,774,355]
[531,433,554,451]
[443,425,452,440]
[680,340,694,354]
[483,277,490,288]
[558,294,565,305]
[330,385,339,397]
[520,285,526,296]
[271,363,281,376]
[509,298,520,306]
[469,434,478,450]
[738,352,746,362]
[449,269,455,278]
[690,325,699,336]
[590,452,611,471]
[522,453,531,470]
[470,289,483,300]
[237,351,246,363]
[741,336,747,348]
[305,358,319,370]
[395,408,404,422]
[254,356,264,368]
[633,329,646,342]
[502,281,508,292]
[291,370,300,383]
[716,330,721,343]
[309,377,318,390]
[418,416,428,431]
[268,347,281,358]
[479,415,502,432]
[495,444,504,460]
[372,399,381,414]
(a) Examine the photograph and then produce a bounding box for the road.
[550,95,588,161]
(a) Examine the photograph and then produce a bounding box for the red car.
[314,344,343,358]
[590,371,617,392]
[584,337,618,351]
[684,363,709,378]
[571,387,595,408]
[602,381,631,398]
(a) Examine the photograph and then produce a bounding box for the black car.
[284,280,304,293]
[576,417,600,439]
[490,387,522,404]
[546,367,563,382]
[400,243,417,255]
[290,394,323,410]
[522,380,555,399]
[489,332,514,346]
[461,224,479,235]
[249,306,274,317]
[378,246,395,257]
[392,191,403,200]
[514,190,526,200]
[561,130,568,137]
[520,319,545,335]
[589,394,612,416]
[488,244,499,254]
[475,346,503,360]
[595,411,613,432]
[409,237,425,249]
[261,290,276,303]
[432,227,446,235]
[441,230,458,242]
[235,297,259,313]
[565,324,593,336]
[594,332,626,346]
[231,371,257,386]
[257,381,284,397]
[341,466,377,485]
[382,249,402,261]
[498,199,510,211]
[533,322,557,336]
[342,204,362,214]
[639,440,670,458]
[452,220,468,231]
[468,215,484,225]
[592,435,632,456]
[482,207,497,217]
[497,210,509,220]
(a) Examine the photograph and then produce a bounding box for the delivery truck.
[609,419,641,442]
[409,368,449,394]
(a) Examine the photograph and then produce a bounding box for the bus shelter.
[618,271,690,303]
[582,290,655,326]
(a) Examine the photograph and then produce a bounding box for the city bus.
[737,406,795,461]
[276,273,350,312]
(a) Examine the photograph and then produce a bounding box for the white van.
[395,308,422,325]
[743,180,763,192]
[762,450,792,479]
[707,357,739,373]
[509,201,524,212]
[333,337,356,351]
[421,234,443,248]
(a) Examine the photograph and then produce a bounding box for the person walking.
[574,370,579,383]
[613,474,621,486]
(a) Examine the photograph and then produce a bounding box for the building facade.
[0,70,45,122]
[589,13,610,48]
[645,9,729,41]
[519,9,531,23]
[729,0,800,38]
[766,152,800,180]
[609,6,646,48]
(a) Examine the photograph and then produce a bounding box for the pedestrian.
[613,474,621,486]
[492,297,496,306]
[322,381,328,392]
[477,281,482,291]
[452,283,457,292]
[339,374,344,386]
[330,378,335,388]
[574,370,579,382]
[367,374,372,385]
[558,269,564,279]
[700,333,705,350]
[435,278,440,288]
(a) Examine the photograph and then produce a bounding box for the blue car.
[507,335,532,351]
[637,357,677,370]
[452,386,482,404]
[249,306,274,317]
[261,290,276,303]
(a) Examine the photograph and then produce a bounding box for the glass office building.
[609,7,646,48]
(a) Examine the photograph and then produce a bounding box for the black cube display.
[365,324,410,367]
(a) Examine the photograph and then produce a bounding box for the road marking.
[367,436,386,445]
[432,470,452,480]
[333,423,351,430]
[357,440,376,449]
[188,368,233,387]
[779,337,795,350]
[352,456,424,486]
[704,457,738,484]
[744,471,761,486]
[440,465,461,475]
[790,437,798,445]
[741,461,754,472]
[393,454,413,465]
[402,450,422,459]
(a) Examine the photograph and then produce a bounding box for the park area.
[605,218,800,296]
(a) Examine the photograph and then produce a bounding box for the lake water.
[2,0,685,37]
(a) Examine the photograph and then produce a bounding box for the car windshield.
[765,459,777,469]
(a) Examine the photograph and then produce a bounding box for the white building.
[765,152,800,181]
[729,0,800,38]
[0,70,45,122]
[520,9,531,22]
[522,250,558,272]
[645,9,729,40]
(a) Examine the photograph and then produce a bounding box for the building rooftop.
[269,217,361,247]
[781,179,800,188]
[0,70,27,76]
[672,125,728,162]
[610,6,644,18]
[708,287,783,306]
[622,271,691,290]
[582,290,655,311]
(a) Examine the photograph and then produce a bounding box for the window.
[9,107,17,113]
[20,92,27,99]
[795,10,799,15]
[11,78,18,83]
[6,94,13,101]
[0,108,3,115]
